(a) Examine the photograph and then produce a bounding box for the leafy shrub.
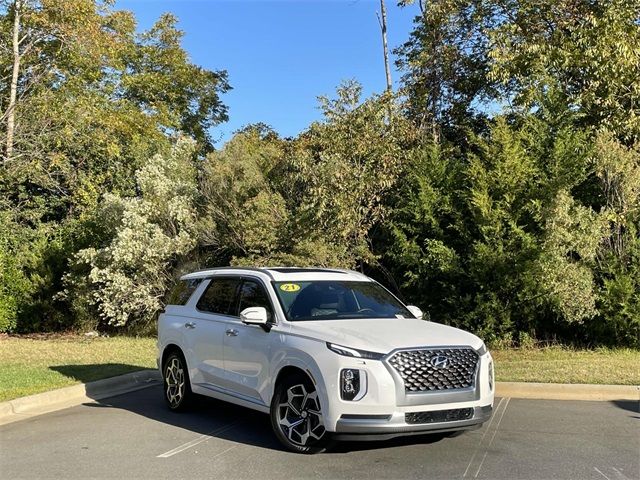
[69,138,200,330]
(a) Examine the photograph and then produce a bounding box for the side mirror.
[406,305,423,320]
[240,306,268,325]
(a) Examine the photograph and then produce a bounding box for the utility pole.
[377,0,392,93]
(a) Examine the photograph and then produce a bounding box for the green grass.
[492,347,640,385]
[1,336,638,403]
[0,335,156,402]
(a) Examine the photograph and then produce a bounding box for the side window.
[196,277,241,316]
[238,280,274,322]
[166,279,202,306]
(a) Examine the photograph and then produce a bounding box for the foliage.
[488,0,640,143]
[121,13,230,153]
[385,115,621,343]
[287,81,417,268]
[199,126,290,265]
[0,1,228,332]
[199,83,416,270]
[391,0,640,345]
[395,0,497,141]
[0,1,638,346]
[0,211,32,331]
[68,139,200,331]
[591,133,640,347]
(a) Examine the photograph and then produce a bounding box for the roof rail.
[189,266,275,280]
[265,267,347,274]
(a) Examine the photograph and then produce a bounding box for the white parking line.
[462,397,504,478]
[473,397,510,478]
[595,466,634,480]
[462,397,510,478]
[594,467,613,480]
[156,420,242,458]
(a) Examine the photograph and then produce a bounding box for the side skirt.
[192,382,270,414]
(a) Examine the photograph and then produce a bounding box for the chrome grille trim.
[387,347,479,393]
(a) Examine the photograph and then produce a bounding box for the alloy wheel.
[277,383,325,446]
[165,357,185,408]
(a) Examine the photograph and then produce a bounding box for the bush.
[0,212,36,332]
[68,138,200,331]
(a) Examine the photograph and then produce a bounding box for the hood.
[288,318,484,355]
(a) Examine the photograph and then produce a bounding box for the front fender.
[267,335,333,420]
[268,332,361,432]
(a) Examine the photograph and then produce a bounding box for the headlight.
[340,368,367,401]
[326,342,385,360]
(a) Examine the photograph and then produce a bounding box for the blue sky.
[116,0,419,144]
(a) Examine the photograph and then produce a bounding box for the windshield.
[273,281,414,321]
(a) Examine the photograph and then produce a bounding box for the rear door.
[222,277,275,403]
[186,276,241,390]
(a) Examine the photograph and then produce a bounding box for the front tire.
[270,373,331,454]
[163,351,193,411]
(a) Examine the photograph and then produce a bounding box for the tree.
[489,0,640,143]
[1,0,134,161]
[396,0,498,142]
[289,81,416,269]
[591,132,640,346]
[385,114,605,342]
[199,126,291,266]
[0,2,229,331]
[121,13,230,154]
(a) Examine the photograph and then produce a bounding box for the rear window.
[196,277,241,316]
[166,279,202,306]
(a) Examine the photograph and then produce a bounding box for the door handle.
[225,328,239,337]
[185,322,196,329]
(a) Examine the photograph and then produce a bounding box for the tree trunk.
[378,0,392,93]
[6,0,21,162]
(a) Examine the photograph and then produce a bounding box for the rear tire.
[270,373,331,454]
[162,351,193,411]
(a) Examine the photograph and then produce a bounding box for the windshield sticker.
[280,283,301,292]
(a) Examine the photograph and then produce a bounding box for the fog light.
[341,368,367,401]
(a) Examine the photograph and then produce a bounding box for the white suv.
[158,267,494,453]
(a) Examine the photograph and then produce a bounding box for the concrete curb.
[0,369,161,426]
[496,381,640,401]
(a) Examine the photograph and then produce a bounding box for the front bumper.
[333,404,493,441]
[318,346,494,439]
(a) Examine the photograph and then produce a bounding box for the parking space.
[1,386,638,479]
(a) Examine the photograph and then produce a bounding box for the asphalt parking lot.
[1,386,638,480]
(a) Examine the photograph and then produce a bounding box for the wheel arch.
[274,365,315,390]
[269,355,329,414]
[161,343,185,370]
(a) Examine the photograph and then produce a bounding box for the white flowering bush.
[73,138,199,329]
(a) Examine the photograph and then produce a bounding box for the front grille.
[387,347,479,392]
[405,408,474,425]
